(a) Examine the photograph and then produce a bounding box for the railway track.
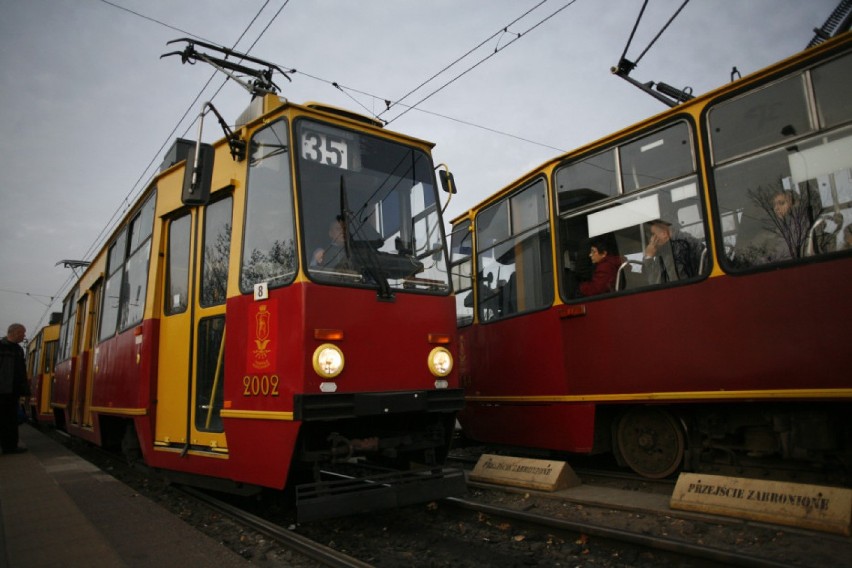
[55,430,852,567]
[179,486,371,568]
[444,495,789,568]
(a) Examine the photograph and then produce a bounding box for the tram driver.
[311,218,347,269]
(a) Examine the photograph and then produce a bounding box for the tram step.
[295,467,466,522]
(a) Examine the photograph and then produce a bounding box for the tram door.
[156,195,233,453]
[70,288,96,429]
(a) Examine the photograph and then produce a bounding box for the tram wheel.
[616,407,684,479]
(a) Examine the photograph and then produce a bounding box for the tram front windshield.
[297,119,450,294]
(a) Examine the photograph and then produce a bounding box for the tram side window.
[711,75,812,163]
[200,197,233,307]
[43,340,57,374]
[241,120,296,293]
[555,148,618,212]
[57,289,77,362]
[711,51,852,271]
[28,336,41,377]
[475,179,552,322]
[166,214,191,314]
[620,122,693,193]
[100,231,125,339]
[101,193,156,339]
[812,52,852,128]
[450,219,474,326]
[558,122,705,299]
[195,316,225,432]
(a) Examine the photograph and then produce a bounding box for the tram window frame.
[709,50,852,273]
[194,315,225,433]
[28,334,42,376]
[295,117,450,295]
[44,339,57,374]
[709,74,812,164]
[450,218,474,327]
[556,119,707,301]
[200,195,233,307]
[165,213,191,315]
[240,118,298,294]
[57,289,78,363]
[474,178,553,323]
[555,148,618,214]
[812,51,852,128]
[100,192,156,340]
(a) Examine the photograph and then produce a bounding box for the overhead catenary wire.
[79,0,286,266]
[384,0,580,126]
[35,0,573,330]
[35,0,287,332]
[376,0,551,120]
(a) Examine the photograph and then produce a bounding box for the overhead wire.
[384,0,579,126]
[376,0,550,119]
[37,0,286,331]
[36,0,574,329]
[80,0,284,264]
[632,0,691,66]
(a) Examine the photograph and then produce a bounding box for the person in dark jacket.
[579,236,622,297]
[0,323,28,454]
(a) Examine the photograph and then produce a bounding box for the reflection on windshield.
[298,120,450,295]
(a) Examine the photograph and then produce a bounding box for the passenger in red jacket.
[579,236,622,297]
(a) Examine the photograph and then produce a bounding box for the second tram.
[451,32,852,479]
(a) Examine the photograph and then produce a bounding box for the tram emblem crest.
[248,302,276,371]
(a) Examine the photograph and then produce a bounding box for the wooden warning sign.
[670,473,852,535]
[469,454,580,492]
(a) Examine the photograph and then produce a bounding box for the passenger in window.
[643,220,704,283]
[311,218,347,268]
[739,189,819,265]
[578,236,622,297]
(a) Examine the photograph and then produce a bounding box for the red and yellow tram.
[47,44,463,519]
[25,316,60,424]
[451,32,852,479]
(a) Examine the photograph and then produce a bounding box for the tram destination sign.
[670,473,852,535]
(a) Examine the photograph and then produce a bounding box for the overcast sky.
[0,0,838,336]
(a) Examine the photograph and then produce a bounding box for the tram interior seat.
[615,260,645,291]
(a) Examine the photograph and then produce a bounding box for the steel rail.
[179,486,373,568]
[445,496,790,568]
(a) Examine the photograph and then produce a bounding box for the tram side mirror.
[181,143,214,206]
[439,169,457,194]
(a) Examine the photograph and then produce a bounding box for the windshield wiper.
[339,176,393,300]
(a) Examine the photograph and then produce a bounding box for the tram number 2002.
[242,375,280,396]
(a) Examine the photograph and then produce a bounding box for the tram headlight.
[427,347,453,378]
[312,343,344,379]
